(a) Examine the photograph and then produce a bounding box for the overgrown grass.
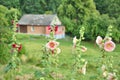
[0,34,120,80]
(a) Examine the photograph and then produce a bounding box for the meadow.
[0,34,120,80]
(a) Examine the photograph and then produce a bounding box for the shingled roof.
[18,14,61,26]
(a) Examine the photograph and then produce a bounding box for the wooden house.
[18,14,65,39]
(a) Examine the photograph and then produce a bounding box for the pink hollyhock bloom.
[81,46,87,52]
[104,41,115,52]
[107,73,116,80]
[47,25,51,30]
[96,36,103,45]
[46,41,59,50]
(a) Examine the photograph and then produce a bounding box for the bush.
[0,42,11,64]
[0,27,13,43]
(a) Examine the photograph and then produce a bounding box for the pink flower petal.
[104,41,115,52]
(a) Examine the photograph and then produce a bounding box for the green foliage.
[0,5,21,27]
[0,42,10,64]
[6,8,21,25]
[0,0,20,9]
[57,0,101,40]
[0,5,9,26]
[0,27,13,43]
[61,17,75,35]
[94,0,120,18]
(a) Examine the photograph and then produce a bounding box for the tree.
[57,0,100,37]
[0,0,20,9]
[94,0,120,18]
[0,5,9,26]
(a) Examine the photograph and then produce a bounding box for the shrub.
[0,27,13,44]
[0,42,11,64]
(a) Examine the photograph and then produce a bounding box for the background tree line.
[0,0,120,42]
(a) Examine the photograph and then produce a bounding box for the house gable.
[50,16,61,26]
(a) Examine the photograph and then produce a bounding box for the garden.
[0,23,120,80]
[0,0,120,80]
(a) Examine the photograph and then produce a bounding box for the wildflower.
[107,73,116,80]
[12,44,17,48]
[46,40,59,50]
[16,23,19,27]
[81,61,87,75]
[55,25,58,32]
[103,71,108,77]
[73,36,78,48]
[81,46,87,52]
[96,36,103,46]
[47,25,51,30]
[18,44,22,52]
[56,48,61,54]
[104,41,115,52]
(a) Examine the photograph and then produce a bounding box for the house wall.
[45,26,65,39]
[27,25,45,34]
[19,25,65,39]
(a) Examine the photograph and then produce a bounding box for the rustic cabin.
[18,14,65,39]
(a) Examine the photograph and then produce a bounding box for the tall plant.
[96,25,118,80]
[34,24,62,80]
[4,12,22,79]
[71,26,87,80]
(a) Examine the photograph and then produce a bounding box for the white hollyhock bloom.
[56,48,61,54]
[96,36,103,46]
[81,61,88,75]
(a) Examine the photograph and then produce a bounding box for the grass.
[0,34,120,80]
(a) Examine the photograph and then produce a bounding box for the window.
[31,26,34,32]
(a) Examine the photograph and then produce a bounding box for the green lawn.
[0,34,120,80]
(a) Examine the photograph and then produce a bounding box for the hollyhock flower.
[56,48,61,54]
[96,36,103,46]
[46,41,59,50]
[55,25,58,32]
[104,41,115,52]
[16,23,19,27]
[73,36,78,48]
[103,71,107,77]
[12,44,17,48]
[47,25,51,30]
[107,73,116,80]
[18,44,22,52]
[81,46,87,52]
[81,61,87,75]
